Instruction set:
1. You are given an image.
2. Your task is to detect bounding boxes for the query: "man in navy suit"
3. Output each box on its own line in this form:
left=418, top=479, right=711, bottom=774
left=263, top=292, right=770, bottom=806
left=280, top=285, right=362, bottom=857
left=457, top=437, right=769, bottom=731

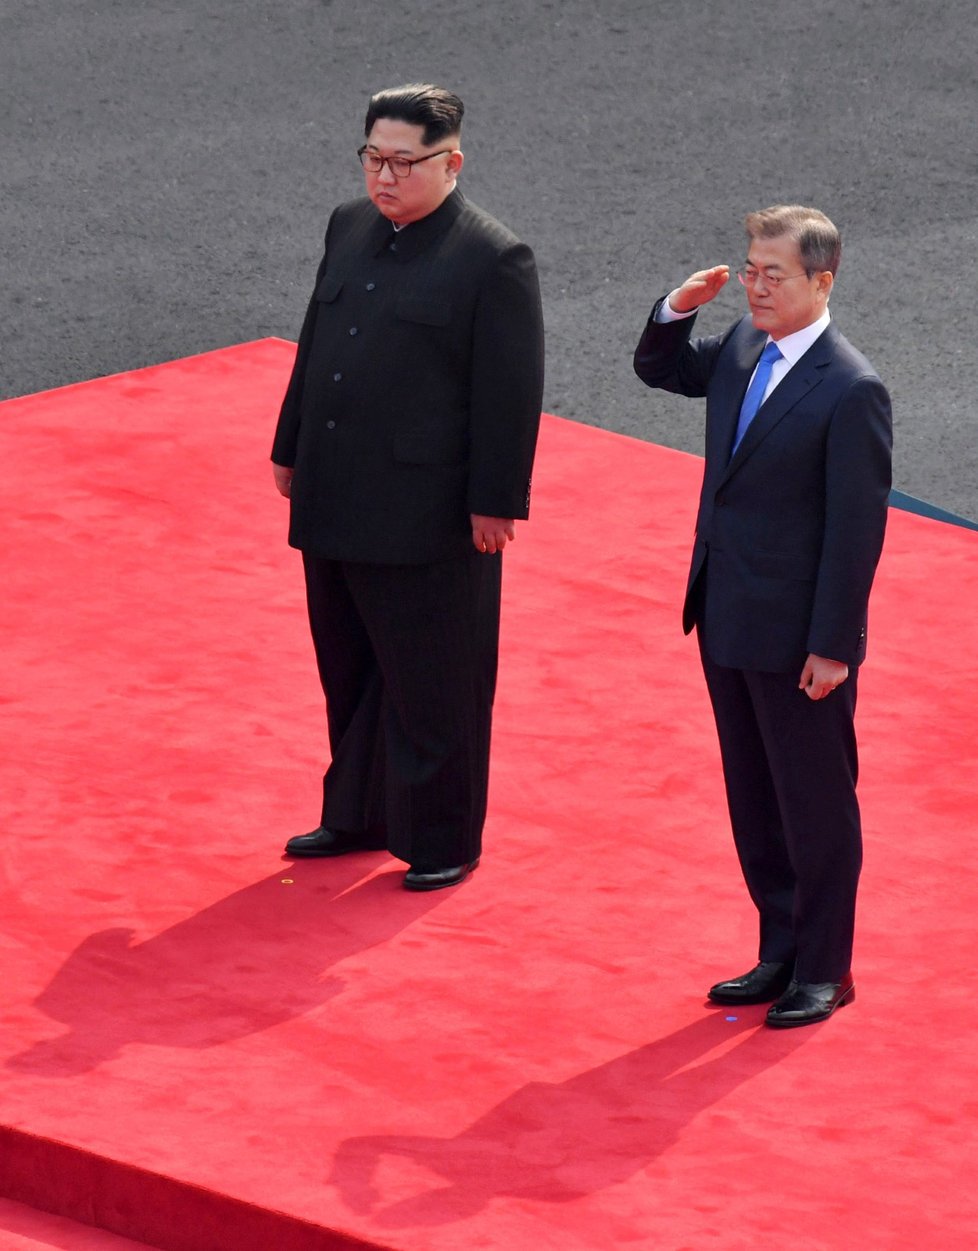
left=634, top=205, right=892, bottom=1027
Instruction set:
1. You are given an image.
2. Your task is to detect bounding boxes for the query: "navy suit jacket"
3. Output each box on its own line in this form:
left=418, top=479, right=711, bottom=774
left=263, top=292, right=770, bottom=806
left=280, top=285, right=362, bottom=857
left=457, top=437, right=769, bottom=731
left=634, top=299, right=892, bottom=673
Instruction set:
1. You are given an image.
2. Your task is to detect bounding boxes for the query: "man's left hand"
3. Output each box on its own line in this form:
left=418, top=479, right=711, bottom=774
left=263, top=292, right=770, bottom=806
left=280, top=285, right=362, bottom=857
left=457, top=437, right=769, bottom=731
left=470, top=515, right=515, bottom=554
left=799, top=654, right=849, bottom=701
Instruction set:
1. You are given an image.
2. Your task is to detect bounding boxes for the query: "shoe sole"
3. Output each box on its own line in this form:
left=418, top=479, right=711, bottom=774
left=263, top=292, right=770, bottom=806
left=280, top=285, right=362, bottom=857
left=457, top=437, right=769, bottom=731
left=283, top=844, right=387, bottom=858
left=707, top=989, right=789, bottom=1006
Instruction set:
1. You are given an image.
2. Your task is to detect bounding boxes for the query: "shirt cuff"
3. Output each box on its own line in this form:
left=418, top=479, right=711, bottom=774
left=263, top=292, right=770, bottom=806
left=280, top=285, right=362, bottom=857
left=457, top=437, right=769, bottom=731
left=654, top=292, right=697, bottom=323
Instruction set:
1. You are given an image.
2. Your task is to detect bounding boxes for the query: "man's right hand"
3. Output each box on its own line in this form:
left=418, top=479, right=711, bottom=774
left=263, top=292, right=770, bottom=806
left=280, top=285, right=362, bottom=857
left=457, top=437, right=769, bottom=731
left=668, top=264, right=730, bottom=314
left=272, top=463, right=294, bottom=498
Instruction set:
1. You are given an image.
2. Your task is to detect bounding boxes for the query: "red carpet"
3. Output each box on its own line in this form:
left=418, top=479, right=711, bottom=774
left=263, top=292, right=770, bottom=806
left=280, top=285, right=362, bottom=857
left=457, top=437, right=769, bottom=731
left=1, top=341, right=976, bottom=1250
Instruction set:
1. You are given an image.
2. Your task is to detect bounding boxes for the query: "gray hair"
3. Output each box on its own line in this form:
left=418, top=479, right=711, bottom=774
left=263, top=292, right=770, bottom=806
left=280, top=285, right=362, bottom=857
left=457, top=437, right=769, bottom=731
left=744, top=204, right=842, bottom=276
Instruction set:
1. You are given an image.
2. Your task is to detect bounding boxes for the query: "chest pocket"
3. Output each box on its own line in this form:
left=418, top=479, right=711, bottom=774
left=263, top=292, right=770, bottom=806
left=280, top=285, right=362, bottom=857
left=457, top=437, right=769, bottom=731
left=395, top=298, right=452, bottom=327
left=315, top=276, right=344, bottom=303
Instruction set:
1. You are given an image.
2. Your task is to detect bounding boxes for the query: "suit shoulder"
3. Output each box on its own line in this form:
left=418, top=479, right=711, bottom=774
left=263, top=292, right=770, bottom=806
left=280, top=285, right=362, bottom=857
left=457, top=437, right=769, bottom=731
left=725, top=314, right=765, bottom=349
left=824, top=325, right=885, bottom=385
left=701, top=313, right=760, bottom=365
left=455, top=197, right=529, bottom=256
left=329, top=197, right=376, bottom=226
left=312, top=198, right=375, bottom=249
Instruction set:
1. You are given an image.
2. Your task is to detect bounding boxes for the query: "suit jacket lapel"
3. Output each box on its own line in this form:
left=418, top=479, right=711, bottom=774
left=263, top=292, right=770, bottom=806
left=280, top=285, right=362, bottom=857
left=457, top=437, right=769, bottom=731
left=720, top=323, right=837, bottom=481
left=707, top=323, right=764, bottom=474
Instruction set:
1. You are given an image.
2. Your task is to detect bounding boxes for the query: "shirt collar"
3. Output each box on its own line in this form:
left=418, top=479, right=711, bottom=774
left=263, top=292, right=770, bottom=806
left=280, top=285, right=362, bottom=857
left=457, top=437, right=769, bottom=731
left=770, top=308, right=831, bottom=366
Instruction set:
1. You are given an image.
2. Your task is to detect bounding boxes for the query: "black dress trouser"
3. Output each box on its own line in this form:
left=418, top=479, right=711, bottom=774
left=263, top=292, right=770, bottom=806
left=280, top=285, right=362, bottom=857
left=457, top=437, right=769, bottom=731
left=302, top=548, right=502, bottom=868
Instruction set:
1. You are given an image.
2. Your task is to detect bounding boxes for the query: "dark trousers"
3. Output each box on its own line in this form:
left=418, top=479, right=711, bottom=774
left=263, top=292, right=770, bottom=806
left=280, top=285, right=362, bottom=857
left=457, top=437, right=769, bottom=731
left=302, top=549, right=502, bottom=867
left=698, top=634, right=862, bottom=983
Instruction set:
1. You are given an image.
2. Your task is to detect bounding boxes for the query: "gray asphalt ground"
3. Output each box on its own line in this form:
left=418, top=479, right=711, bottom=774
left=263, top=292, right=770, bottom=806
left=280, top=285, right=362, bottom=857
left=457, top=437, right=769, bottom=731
left=4, top=0, right=976, bottom=519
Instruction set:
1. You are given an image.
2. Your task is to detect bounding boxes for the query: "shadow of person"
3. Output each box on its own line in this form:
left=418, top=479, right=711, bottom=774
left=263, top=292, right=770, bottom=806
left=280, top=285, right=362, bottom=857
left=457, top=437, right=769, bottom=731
left=330, top=1010, right=809, bottom=1226
left=8, top=856, right=441, bottom=1076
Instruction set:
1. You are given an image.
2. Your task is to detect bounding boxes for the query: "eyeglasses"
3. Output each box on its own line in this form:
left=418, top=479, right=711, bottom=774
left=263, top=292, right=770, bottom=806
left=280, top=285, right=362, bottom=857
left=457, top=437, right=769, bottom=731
left=357, top=147, right=453, bottom=178
left=737, top=268, right=811, bottom=289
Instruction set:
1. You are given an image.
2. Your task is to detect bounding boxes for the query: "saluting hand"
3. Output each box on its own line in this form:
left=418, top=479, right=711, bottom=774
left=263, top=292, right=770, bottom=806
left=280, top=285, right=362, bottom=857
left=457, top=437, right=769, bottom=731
left=668, top=265, right=730, bottom=314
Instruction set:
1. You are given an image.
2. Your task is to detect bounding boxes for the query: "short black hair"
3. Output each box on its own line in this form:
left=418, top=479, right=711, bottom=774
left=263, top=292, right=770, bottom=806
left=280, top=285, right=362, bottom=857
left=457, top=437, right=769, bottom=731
left=364, top=83, right=464, bottom=146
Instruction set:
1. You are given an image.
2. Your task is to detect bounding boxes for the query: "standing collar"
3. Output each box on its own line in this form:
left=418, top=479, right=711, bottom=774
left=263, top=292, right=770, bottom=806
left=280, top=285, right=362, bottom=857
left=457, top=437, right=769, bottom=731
left=373, top=187, right=466, bottom=261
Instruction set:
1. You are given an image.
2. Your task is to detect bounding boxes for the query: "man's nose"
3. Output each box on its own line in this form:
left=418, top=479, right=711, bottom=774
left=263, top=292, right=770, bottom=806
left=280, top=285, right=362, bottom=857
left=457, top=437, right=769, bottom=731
left=377, top=159, right=398, bottom=185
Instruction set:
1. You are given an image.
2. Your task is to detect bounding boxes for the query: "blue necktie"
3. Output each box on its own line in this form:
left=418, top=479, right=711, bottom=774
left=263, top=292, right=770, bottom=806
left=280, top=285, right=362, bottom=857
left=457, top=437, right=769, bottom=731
left=731, top=341, right=783, bottom=455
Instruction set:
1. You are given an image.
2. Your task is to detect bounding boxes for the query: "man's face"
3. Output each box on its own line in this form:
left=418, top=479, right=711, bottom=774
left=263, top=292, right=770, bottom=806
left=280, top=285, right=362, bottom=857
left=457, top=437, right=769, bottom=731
left=362, top=118, right=463, bottom=225
left=742, top=233, right=833, bottom=340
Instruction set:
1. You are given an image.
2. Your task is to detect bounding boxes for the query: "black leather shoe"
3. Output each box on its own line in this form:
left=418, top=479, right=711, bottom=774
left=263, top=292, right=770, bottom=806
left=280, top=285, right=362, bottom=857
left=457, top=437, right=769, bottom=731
left=708, top=961, right=794, bottom=1005
left=284, top=827, right=387, bottom=858
left=403, top=858, right=480, bottom=892
left=765, top=972, right=855, bottom=1028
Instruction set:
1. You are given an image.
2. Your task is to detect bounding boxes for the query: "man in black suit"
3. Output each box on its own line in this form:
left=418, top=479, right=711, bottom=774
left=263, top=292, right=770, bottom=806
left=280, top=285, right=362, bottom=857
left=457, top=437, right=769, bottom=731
left=272, top=84, right=544, bottom=891
left=634, top=205, right=892, bottom=1026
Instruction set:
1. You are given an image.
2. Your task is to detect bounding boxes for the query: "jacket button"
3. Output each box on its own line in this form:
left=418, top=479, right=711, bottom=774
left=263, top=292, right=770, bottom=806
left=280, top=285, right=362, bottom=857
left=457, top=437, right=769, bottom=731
left=365, top=282, right=376, bottom=291
left=326, top=420, right=336, bottom=430
left=333, top=372, right=342, bottom=382
left=349, top=326, right=358, bottom=336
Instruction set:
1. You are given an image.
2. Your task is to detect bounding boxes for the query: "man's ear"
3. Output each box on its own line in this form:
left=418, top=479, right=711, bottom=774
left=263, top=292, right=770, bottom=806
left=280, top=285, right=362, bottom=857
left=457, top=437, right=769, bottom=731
left=446, top=149, right=464, bottom=178
left=818, top=271, right=834, bottom=300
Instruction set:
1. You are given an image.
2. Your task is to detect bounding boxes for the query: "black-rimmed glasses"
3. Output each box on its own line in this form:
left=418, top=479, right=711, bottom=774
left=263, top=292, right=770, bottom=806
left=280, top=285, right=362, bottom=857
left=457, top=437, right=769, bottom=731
left=357, top=147, right=453, bottom=178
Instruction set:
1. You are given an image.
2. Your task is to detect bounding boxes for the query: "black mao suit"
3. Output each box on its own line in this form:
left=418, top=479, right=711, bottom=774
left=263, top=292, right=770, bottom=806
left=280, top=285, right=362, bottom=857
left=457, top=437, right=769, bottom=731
left=634, top=301, right=892, bottom=981
left=273, top=188, right=544, bottom=867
